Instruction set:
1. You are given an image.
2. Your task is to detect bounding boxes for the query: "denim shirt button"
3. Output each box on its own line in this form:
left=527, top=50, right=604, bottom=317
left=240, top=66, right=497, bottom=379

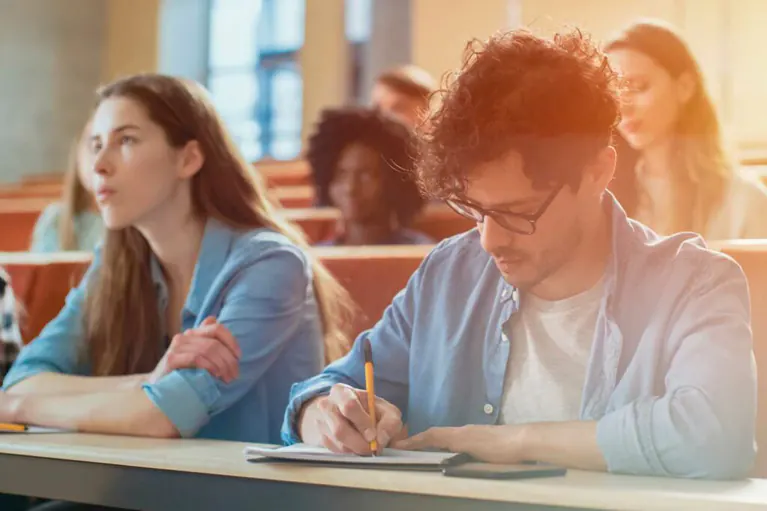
left=483, top=403, right=494, bottom=415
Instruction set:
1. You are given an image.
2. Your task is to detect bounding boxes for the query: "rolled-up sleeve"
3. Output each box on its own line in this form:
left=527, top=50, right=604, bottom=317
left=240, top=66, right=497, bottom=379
left=3, top=257, right=99, bottom=389
left=142, top=243, right=315, bottom=438
left=597, top=255, right=756, bottom=479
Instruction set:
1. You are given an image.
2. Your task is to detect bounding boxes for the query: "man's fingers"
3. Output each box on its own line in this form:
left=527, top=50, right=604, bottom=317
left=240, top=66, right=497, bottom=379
left=317, top=420, right=353, bottom=454
left=318, top=397, right=371, bottom=455
left=392, top=429, right=437, bottom=451
left=201, top=316, right=217, bottom=327
left=375, top=412, right=403, bottom=448
left=329, top=385, right=376, bottom=442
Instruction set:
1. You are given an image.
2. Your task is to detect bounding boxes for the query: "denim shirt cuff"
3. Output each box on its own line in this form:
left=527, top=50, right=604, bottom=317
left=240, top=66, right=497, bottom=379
left=596, top=401, right=659, bottom=476
left=280, top=379, right=334, bottom=445
left=143, top=371, right=217, bottom=438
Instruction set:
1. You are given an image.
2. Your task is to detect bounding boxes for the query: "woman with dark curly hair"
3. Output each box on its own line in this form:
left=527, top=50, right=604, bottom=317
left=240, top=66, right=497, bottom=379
left=307, top=107, right=433, bottom=246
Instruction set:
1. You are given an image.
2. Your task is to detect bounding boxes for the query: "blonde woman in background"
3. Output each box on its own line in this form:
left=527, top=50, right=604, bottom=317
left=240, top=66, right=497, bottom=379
left=606, top=19, right=767, bottom=239
left=29, top=121, right=104, bottom=252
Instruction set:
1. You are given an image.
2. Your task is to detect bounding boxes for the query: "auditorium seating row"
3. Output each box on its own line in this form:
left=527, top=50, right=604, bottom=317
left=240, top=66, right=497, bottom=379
left=1, top=240, right=766, bottom=476
left=0, top=201, right=473, bottom=251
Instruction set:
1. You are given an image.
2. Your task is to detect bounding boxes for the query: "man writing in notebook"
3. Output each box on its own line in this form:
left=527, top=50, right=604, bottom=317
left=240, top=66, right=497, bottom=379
left=282, top=28, right=756, bottom=479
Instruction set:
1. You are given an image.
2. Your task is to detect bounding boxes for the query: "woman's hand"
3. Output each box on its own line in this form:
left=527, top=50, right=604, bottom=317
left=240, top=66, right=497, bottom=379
left=147, top=317, right=241, bottom=385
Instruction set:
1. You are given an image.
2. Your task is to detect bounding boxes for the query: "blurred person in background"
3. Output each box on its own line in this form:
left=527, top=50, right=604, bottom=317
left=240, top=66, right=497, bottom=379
left=308, top=107, right=432, bottom=246
left=371, top=65, right=436, bottom=129
left=29, top=120, right=104, bottom=252
left=606, top=19, right=767, bottom=239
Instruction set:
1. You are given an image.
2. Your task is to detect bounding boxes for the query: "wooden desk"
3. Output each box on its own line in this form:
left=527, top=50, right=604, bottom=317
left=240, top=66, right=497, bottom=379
left=0, top=433, right=764, bottom=511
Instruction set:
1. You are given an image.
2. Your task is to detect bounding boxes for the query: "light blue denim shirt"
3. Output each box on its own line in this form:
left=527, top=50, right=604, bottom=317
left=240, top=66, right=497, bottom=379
left=283, top=195, right=757, bottom=479
left=5, top=218, right=324, bottom=444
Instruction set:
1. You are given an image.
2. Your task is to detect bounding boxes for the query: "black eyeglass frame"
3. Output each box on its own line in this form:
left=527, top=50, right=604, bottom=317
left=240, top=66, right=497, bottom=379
left=445, top=183, right=564, bottom=235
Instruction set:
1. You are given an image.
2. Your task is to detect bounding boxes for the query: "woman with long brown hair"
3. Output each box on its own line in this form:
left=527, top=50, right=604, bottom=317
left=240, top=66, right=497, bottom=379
left=29, top=121, right=104, bottom=252
left=606, top=19, right=767, bottom=238
left=0, top=74, right=352, bottom=443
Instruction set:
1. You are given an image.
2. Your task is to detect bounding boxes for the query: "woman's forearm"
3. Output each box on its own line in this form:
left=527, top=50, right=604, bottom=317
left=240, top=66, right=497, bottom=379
left=10, top=389, right=179, bottom=438
left=6, top=373, right=148, bottom=395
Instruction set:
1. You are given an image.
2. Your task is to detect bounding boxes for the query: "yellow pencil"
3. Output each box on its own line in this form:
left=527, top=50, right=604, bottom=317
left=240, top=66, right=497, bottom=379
left=0, top=423, right=27, bottom=432
left=364, top=338, right=378, bottom=454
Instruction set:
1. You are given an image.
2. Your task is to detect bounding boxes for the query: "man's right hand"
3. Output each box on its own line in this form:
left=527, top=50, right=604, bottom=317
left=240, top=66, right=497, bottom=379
left=298, top=383, right=404, bottom=455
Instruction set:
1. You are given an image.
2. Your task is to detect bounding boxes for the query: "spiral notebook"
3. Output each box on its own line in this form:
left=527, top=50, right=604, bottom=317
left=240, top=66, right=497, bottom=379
left=244, top=443, right=462, bottom=470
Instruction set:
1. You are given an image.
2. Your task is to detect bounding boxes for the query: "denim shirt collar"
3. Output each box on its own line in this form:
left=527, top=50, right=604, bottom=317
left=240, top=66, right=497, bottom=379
left=149, top=217, right=236, bottom=331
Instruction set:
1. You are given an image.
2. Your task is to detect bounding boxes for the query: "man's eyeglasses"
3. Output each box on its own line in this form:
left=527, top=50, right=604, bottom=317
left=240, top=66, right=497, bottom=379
left=445, top=184, right=564, bottom=235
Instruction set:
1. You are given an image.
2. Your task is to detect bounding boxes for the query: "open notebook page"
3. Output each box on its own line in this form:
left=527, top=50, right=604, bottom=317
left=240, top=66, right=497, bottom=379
left=244, top=443, right=459, bottom=467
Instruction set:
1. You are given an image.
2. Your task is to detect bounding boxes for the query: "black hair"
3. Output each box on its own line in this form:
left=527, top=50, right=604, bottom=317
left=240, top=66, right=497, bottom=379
left=307, top=107, right=425, bottom=226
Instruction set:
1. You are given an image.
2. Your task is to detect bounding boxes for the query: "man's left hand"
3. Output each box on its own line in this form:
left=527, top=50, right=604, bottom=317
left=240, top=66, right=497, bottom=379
left=394, top=425, right=527, bottom=464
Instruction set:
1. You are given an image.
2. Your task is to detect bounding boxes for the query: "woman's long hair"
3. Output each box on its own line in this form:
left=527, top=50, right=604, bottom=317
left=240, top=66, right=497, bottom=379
left=58, top=124, right=95, bottom=250
left=83, top=74, right=353, bottom=376
left=606, top=20, right=732, bottom=232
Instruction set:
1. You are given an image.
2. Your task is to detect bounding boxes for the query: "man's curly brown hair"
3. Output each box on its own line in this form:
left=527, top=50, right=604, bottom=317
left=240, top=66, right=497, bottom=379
left=416, top=28, right=619, bottom=200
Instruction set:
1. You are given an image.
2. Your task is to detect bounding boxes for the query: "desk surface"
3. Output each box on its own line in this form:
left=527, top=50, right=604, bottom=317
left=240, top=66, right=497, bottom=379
left=0, top=433, right=764, bottom=511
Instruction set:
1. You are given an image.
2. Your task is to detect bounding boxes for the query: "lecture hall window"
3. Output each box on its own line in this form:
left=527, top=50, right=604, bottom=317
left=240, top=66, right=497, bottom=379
left=207, top=0, right=305, bottom=161
left=346, top=0, right=372, bottom=103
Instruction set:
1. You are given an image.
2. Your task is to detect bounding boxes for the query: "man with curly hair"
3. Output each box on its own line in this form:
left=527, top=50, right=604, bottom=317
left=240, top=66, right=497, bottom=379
left=283, top=29, right=756, bottom=479
left=307, top=107, right=432, bottom=246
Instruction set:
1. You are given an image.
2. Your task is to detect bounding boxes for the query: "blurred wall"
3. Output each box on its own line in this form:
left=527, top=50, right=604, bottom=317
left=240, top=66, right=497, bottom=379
left=0, top=0, right=159, bottom=184
left=407, top=0, right=766, bottom=149
left=1, top=0, right=765, bottom=185
left=301, top=0, right=349, bottom=146
left=411, top=0, right=512, bottom=86
left=102, top=0, right=160, bottom=82
left=0, top=0, right=107, bottom=184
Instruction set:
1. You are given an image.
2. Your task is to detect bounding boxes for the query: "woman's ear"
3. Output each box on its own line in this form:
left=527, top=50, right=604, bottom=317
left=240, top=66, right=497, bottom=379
left=676, top=71, right=696, bottom=105
left=177, top=140, right=205, bottom=179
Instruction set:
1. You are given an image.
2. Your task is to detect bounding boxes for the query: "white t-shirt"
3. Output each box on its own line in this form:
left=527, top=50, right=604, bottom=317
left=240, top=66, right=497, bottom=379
left=499, top=276, right=604, bottom=425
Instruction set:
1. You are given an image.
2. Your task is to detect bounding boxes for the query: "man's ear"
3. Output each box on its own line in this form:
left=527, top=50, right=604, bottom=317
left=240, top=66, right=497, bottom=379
left=177, top=140, right=205, bottom=179
left=676, top=71, right=696, bottom=105
left=583, top=146, right=616, bottom=196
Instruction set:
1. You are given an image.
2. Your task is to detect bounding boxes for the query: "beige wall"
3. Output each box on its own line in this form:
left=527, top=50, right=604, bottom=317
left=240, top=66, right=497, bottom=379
left=411, top=0, right=511, bottom=85
left=408, top=0, right=767, bottom=148
left=301, top=0, right=349, bottom=146
left=102, top=0, right=160, bottom=83
left=728, top=0, right=767, bottom=146
left=74, top=0, right=767, bottom=153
